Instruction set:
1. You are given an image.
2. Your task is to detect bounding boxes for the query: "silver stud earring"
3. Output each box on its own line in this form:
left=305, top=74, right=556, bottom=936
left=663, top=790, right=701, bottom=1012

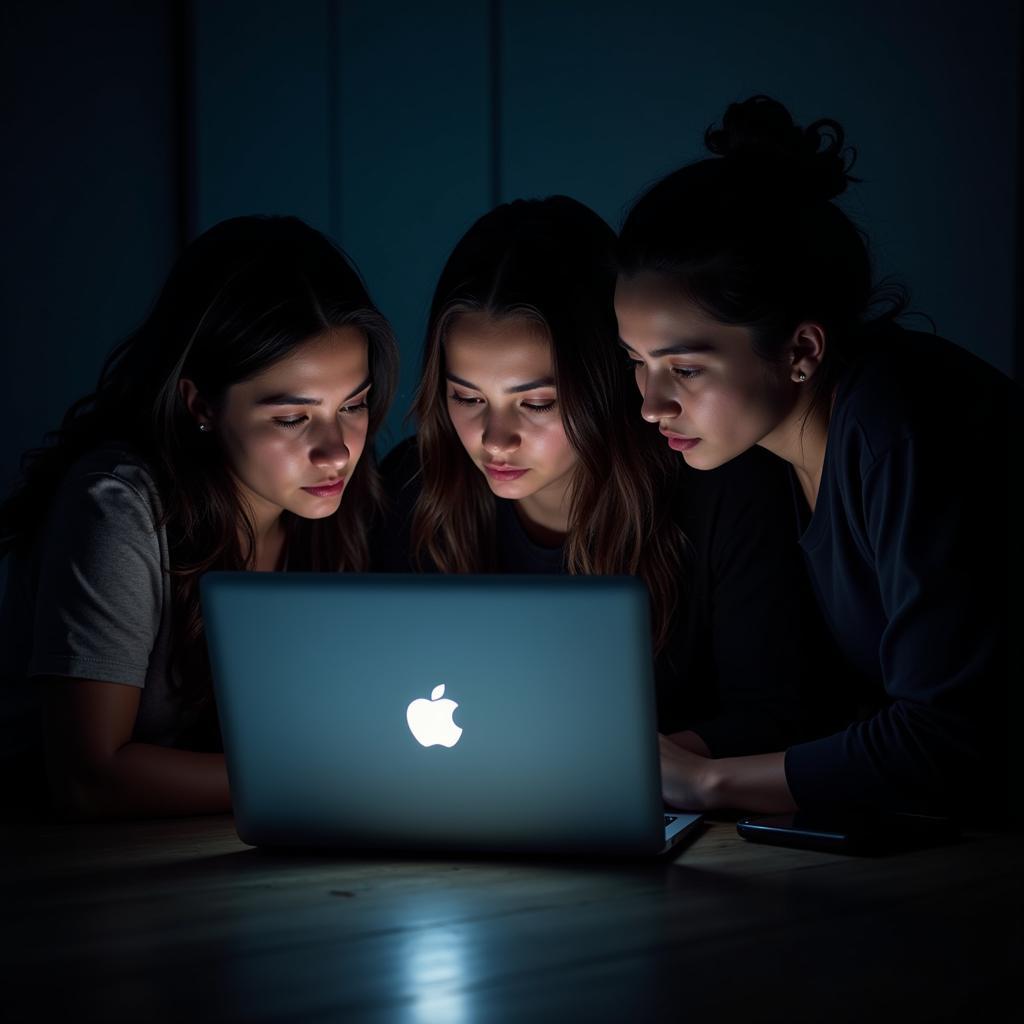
left=797, top=372, right=808, bottom=382
left=198, top=423, right=209, bottom=432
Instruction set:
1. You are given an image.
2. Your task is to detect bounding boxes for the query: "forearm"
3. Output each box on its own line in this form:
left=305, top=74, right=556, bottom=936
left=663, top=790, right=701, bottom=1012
left=53, top=742, right=231, bottom=821
left=666, top=730, right=711, bottom=757
left=703, top=751, right=797, bottom=814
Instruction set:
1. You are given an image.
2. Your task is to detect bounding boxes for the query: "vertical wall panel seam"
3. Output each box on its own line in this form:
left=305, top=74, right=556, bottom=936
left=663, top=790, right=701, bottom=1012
left=489, top=0, right=502, bottom=207
left=328, top=0, right=341, bottom=243
left=1016, top=1, right=1023, bottom=383
left=174, top=0, right=197, bottom=247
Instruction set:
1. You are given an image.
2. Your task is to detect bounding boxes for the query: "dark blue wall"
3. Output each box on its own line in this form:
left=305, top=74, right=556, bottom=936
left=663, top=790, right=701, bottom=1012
left=2, top=1, right=179, bottom=494
left=3, top=0, right=1021, bottom=492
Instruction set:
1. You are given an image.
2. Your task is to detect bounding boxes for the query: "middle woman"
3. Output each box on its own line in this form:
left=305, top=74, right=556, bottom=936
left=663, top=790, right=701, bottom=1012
left=376, top=196, right=844, bottom=758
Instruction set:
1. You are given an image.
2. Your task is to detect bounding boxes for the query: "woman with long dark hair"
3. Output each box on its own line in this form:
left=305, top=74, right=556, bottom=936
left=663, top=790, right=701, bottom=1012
left=615, top=96, right=1021, bottom=816
left=377, top=196, right=843, bottom=759
left=0, top=215, right=398, bottom=819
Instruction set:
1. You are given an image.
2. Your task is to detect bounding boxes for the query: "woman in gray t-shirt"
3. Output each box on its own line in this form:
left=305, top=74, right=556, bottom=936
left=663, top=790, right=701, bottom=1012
left=0, top=215, right=398, bottom=819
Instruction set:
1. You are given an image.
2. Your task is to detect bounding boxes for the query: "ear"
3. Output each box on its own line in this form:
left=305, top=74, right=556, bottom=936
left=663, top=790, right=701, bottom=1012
left=788, top=322, right=826, bottom=383
left=178, top=378, right=215, bottom=431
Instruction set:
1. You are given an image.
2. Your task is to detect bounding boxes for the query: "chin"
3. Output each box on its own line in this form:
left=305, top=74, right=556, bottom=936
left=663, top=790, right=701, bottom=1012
left=481, top=475, right=539, bottom=500
left=679, top=447, right=727, bottom=471
left=308, top=505, right=343, bottom=519
left=291, top=497, right=344, bottom=519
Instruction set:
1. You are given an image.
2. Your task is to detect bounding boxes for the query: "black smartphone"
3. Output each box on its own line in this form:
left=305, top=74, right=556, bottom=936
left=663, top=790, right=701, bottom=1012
left=736, top=810, right=961, bottom=855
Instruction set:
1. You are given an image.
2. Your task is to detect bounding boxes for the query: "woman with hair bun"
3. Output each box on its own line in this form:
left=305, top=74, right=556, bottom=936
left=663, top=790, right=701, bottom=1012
left=0, top=216, right=398, bottom=819
left=616, top=95, right=1021, bottom=817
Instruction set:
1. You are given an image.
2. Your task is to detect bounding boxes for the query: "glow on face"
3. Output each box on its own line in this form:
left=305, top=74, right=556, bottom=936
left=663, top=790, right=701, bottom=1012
left=443, top=313, right=578, bottom=505
left=215, top=326, right=371, bottom=528
left=614, top=272, right=793, bottom=470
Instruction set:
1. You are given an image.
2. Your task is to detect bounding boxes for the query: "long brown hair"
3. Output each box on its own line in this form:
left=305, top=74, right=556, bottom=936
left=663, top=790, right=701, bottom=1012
left=0, top=216, right=398, bottom=736
left=411, top=197, right=684, bottom=650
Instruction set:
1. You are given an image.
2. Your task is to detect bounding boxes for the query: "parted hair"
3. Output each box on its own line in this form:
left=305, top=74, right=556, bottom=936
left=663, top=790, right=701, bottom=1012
left=411, top=196, right=684, bottom=650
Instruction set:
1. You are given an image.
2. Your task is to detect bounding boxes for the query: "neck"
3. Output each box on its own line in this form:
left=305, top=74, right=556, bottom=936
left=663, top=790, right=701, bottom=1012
left=515, top=477, right=573, bottom=546
left=251, top=518, right=286, bottom=572
left=236, top=482, right=286, bottom=571
left=758, top=395, right=830, bottom=511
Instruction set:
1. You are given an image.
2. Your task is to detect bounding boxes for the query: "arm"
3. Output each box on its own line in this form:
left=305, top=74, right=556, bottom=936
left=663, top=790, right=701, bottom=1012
left=42, top=677, right=230, bottom=820
left=786, top=431, right=1014, bottom=814
left=659, top=735, right=796, bottom=813
left=665, top=730, right=710, bottom=756
left=28, top=458, right=229, bottom=820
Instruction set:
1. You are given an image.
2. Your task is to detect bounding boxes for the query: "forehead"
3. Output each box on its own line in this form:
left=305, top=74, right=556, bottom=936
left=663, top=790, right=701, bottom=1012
left=614, top=273, right=710, bottom=330
left=614, top=272, right=752, bottom=354
left=445, top=313, right=553, bottom=379
left=239, top=326, right=368, bottom=390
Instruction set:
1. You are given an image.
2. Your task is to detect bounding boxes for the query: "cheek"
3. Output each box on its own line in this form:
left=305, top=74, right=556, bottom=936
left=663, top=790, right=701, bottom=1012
left=255, top=438, right=306, bottom=483
left=346, top=417, right=370, bottom=463
left=447, top=404, right=481, bottom=454
left=530, top=418, right=577, bottom=473
left=695, top=379, right=782, bottom=440
left=222, top=423, right=302, bottom=483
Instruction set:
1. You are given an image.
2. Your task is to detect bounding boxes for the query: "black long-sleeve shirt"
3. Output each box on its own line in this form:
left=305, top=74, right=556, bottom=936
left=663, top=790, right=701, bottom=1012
left=784, top=326, right=1022, bottom=814
left=372, top=438, right=849, bottom=757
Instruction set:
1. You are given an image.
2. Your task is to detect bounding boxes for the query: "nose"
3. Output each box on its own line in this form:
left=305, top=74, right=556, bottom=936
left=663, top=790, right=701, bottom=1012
left=640, top=370, right=683, bottom=424
left=309, top=420, right=351, bottom=474
left=481, top=408, right=521, bottom=457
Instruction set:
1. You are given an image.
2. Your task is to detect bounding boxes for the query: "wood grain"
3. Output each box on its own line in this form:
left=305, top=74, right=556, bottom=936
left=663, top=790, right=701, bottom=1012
left=3, top=816, right=1019, bottom=1022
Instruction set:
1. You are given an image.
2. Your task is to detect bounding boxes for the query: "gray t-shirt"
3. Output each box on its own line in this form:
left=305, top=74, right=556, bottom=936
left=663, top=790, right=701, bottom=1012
left=0, top=446, right=185, bottom=760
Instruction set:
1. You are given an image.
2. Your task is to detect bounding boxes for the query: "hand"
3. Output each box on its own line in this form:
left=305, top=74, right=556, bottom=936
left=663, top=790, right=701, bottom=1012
left=664, top=729, right=712, bottom=757
left=658, top=733, right=714, bottom=811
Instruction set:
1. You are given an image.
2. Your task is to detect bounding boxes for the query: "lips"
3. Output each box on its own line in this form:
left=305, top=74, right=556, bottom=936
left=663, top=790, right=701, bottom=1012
left=484, top=463, right=529, bottom=482
left=302, top=478, right=345, bottom=497
left=661, top=431, right=701, bottom=453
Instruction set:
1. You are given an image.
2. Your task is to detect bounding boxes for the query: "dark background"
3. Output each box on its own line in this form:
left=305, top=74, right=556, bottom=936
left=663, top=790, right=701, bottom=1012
left=2, top=0, right=1021, bottom=499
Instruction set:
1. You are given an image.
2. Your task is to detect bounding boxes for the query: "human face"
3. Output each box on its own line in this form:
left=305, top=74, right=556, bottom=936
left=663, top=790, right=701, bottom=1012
left=209, top=327, right=371, bottom=532
left=614, top=272, right=797, bottom=470
left=444, top=313, right=578, bottom=512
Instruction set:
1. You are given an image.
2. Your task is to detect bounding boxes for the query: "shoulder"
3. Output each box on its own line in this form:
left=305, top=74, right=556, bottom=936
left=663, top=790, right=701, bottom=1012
left=49, top=445, right=165, bottom=534
left=831, top=325, right=1019, bottom=466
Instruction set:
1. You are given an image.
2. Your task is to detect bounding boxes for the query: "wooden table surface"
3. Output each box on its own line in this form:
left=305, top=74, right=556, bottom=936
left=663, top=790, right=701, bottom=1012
left=3, top=814, right=1020, bottom=1022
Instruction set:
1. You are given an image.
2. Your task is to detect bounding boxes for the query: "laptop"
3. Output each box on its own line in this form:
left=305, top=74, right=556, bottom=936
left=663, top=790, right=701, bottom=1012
left=200, top=572, right=702, bottom=856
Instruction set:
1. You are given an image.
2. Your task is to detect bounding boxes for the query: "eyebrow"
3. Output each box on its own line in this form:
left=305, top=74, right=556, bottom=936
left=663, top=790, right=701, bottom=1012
left=618, top=339, right=716, bottom=357
left=446, top=372, right=556, bottom=394
left=254, top=376, right=372, bottom=406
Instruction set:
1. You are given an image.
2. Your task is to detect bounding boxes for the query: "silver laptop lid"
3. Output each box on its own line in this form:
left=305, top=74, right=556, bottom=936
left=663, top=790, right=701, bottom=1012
left=201, top=573, right=667, bottom=855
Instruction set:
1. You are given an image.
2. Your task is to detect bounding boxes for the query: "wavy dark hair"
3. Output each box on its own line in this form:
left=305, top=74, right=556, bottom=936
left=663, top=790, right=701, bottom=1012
left=411, top=196, right=684, bottom=650
left=618, top=95, right=908, bottom=424
left=0, top=215, right=398, bottom=738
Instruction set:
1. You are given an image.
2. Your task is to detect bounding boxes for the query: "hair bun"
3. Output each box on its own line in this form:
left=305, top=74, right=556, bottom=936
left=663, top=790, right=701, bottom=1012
left=704, top=95, right=856, bottom=201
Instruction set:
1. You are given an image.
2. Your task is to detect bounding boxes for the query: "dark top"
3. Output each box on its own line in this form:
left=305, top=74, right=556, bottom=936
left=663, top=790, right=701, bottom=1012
left=372, top=438, right=849, bottom=757
left=784, top=325, right=1022, bottom=814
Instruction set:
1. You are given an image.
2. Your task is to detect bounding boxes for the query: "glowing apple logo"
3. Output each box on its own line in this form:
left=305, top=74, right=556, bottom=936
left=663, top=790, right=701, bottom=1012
left=406, top=684, right=463, bottom=748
